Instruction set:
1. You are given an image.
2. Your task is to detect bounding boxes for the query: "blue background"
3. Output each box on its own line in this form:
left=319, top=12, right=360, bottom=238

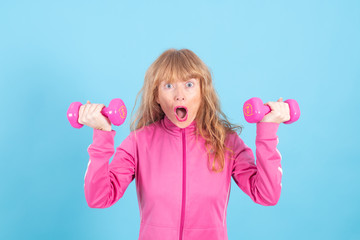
left=1, top=1, right=359, bottom=239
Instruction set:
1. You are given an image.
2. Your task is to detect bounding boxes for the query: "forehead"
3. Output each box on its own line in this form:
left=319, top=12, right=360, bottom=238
left=160, top=77, right=199, bottom=83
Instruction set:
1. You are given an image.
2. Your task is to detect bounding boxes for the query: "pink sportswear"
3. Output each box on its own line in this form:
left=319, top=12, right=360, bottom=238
left=85, top=115, right=282, bottom=240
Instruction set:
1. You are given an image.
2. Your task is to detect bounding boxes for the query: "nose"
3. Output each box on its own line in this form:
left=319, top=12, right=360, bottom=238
left=175, top=86, right=185, bottom=101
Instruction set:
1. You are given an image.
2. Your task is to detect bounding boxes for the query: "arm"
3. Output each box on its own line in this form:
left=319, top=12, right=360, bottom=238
left=231, top=122, right=282, bottom=206
left=84, top=129, right=135, bottom=208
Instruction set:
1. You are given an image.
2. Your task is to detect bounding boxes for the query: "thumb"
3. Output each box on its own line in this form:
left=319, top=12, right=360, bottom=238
left=86, top=100, right=91, bottom=104
left=277, top=97, right=283, bottom=102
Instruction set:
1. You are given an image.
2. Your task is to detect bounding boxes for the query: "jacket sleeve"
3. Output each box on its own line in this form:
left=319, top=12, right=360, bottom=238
left=231, top=122, right=282, bottom=206
left=84, top=128, right=136, bottom=208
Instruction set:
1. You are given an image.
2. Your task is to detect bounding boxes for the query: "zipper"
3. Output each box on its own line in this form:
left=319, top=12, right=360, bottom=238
left=179, top=129, right=186, bottom=240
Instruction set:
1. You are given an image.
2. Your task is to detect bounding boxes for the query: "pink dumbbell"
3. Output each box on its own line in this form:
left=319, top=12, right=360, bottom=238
left=67, top=98, right=127, bottom=128
left=243, top=97, right=300, bottom=124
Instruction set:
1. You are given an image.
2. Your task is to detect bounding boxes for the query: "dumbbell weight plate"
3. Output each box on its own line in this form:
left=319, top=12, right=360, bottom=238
left=101, top=98, right=127, bottom=126
left=67, top=102, right=83, bottom=128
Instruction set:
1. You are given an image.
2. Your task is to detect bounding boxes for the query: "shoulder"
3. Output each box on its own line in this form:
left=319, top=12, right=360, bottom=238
left=117, top=122, right=156, bottom=151
left=225, top=130, right=240, bottom=143
left=224, top=130, right=247, bottom=151
left=129, top=120, right=161, bottom=140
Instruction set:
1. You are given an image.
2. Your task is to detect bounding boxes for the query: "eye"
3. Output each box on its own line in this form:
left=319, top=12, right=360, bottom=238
left=165, top=83, right=172, bottom=89
left=186, top=82, right=194, bottom=87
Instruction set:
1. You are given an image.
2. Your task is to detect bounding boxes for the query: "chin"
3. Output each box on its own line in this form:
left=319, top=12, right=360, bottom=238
left=178, top=119, right=193, bottom=128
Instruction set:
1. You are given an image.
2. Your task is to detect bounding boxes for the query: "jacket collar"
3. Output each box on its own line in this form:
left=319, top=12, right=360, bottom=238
left=161, top=114, right=197, bottom=136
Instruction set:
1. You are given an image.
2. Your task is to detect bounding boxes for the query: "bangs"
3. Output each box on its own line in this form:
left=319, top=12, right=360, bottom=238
left=154, top=51, right=203, bottom=86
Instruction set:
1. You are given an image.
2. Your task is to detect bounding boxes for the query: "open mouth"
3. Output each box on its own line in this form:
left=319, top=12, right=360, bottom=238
left=174, top=106, right=188, bottom=122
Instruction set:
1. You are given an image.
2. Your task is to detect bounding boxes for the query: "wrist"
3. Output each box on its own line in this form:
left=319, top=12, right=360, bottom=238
left=256, top=122, right=280, bottom=139
left=96, top=127, right=112, bottom=132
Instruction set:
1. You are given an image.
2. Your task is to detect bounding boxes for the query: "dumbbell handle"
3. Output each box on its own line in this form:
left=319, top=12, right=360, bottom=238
left=259, top=105, right=272, bottom=116
left=100, top=106, right=121, bottom=122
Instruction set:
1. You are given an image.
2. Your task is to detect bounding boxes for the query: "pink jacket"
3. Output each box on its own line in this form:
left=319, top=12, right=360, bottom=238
left=85, top=115, right=282, bottom=240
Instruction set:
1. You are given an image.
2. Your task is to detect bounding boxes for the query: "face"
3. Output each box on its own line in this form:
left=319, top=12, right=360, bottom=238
left=156, top=77, right=201, bottom=128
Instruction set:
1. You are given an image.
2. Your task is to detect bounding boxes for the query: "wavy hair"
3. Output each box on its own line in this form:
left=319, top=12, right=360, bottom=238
left=129, top=48, right=243, bottom=173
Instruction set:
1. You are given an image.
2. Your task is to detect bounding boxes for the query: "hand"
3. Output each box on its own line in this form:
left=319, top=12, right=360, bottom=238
left=78, top=100, right=112, bottom=131
left=259, top=97, right=291, bottom=124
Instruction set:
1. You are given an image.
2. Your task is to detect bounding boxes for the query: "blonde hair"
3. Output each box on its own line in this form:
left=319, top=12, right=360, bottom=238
left=129, top=48, right=243, bottom=173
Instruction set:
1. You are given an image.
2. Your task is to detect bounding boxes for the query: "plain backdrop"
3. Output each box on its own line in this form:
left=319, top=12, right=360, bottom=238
left=1, top=1, right=359, bottom=239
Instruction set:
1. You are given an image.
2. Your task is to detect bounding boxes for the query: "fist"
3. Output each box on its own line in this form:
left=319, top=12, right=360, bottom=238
left=260, top=97, right=291, bottom=124
left=78, top=100, right=112, bottom=131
